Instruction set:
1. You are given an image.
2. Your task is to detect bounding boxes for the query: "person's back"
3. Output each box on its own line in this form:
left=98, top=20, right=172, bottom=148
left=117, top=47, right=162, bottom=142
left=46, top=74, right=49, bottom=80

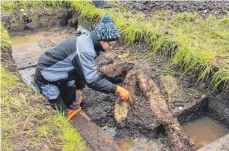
left=37, top=37, right=78, bottom=83
left=34, top=15, right=130, bottom=121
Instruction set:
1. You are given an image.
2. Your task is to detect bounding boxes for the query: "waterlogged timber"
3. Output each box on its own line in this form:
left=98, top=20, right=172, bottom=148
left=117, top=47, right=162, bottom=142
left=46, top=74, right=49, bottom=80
left=138, top=75, right=196, bottom=151
left=9, top=25, right=229, bottom=151
left=100, top=62, right=134, bottom=78
left=114, top=70, right=137, bottom=124
left=71, top=111, right=122, bottom=151
left=5, top=2, right=229, bottom=149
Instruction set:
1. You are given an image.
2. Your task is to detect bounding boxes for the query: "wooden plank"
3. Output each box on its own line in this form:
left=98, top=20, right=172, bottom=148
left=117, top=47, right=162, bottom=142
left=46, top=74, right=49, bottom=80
left=71, top=111, right=122, bottom=151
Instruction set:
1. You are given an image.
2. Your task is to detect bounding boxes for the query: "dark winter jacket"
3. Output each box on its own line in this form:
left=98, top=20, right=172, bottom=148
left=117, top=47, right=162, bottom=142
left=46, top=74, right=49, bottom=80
left=35, top=31, right=116, bottom=94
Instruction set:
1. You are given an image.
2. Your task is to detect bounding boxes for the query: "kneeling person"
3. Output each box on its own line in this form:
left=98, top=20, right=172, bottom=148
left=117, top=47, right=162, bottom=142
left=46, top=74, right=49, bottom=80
left=34, top=15, right=130, bottom=121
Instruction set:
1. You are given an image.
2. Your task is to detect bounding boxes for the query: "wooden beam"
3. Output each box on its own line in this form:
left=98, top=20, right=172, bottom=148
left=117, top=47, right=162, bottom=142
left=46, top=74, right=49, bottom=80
left=71, top=111, right=122, bottom=151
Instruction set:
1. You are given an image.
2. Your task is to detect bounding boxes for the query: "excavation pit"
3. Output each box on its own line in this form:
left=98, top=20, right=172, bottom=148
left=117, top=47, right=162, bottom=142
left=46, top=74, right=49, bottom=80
left=10, top=30, right=229, bottom=151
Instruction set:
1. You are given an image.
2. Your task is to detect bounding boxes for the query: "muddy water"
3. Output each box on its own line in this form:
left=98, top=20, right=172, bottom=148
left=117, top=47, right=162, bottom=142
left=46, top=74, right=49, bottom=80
left=117, top=138, right=170, bottom=151
left=11, top=36, right=30, bottom=46
left=182, top=116, right=228, bottom=149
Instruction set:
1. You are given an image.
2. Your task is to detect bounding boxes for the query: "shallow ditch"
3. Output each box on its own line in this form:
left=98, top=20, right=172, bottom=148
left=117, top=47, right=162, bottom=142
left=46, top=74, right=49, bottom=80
left=5, top=6, right=229, bottom=151
left=82, top=82, right=229, bottom=150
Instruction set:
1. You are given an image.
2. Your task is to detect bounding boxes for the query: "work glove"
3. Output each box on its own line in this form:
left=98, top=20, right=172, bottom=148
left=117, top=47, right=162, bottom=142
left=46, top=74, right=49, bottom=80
left=116, top=86, right=130, bottom=101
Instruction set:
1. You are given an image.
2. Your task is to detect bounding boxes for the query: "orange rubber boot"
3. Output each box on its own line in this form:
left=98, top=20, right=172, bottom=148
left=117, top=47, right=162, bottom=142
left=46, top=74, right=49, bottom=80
left=76, top=89, right=83, bottom=105
left=67, top=107, right=81, bottom=121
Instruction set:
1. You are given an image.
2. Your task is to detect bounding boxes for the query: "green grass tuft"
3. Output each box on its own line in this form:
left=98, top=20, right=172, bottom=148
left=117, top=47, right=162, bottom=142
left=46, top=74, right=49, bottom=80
left=1, top=23, right=11, bottom=51
left=1, top=1, right=69, bottom=12
left=69, top=1, right=229, bottom=89
left=1, top=66, right=86, bottom=151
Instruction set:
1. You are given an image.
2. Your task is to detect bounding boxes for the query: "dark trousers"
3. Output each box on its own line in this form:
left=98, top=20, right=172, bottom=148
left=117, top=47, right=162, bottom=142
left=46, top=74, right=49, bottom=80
left=34, top=80, right=79, bottom=114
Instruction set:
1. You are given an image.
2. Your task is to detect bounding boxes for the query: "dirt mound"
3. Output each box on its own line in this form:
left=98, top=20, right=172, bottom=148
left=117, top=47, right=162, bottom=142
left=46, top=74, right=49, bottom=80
left=2, top=8, right=74, bottom=34
left=123, top=1, right=229, bottom=16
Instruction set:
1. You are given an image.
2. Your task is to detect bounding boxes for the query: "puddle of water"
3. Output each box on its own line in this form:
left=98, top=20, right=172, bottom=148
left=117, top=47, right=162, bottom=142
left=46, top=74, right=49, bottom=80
left=117, top=139, right=135, bottom=151
left=11, top=31, right=59, bottom=46
left=117, top=138, right=170, bottom=151
left=182, top=116, right=228, bottom=149
left=11, top=36, right=30, bottom=46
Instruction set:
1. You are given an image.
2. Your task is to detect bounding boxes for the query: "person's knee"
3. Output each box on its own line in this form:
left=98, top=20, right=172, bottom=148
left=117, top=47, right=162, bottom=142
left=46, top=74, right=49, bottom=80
left=66, top=80, right=75, bottom=87
left=40, top=84, right=60, bottom=100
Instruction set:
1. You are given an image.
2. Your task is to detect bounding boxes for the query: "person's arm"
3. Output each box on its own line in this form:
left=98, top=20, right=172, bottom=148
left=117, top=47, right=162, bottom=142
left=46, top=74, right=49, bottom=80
left=78, top=50, right=130, bottom=101
left=80, top=51, right=117, bottom=93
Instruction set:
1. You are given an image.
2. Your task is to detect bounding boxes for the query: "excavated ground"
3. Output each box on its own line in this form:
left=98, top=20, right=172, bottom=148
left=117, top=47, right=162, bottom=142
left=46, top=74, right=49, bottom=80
left=4, top=5, right=229, bottom=151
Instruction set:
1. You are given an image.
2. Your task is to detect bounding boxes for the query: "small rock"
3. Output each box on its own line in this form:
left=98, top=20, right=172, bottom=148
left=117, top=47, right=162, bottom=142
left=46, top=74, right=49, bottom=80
left=178, top=107, right=183, bottom=110
left=105, top=127, right=116, bottom=138
left=118, top=55, right=122, bottom=59
left=201, top=94, right=207, bottom=99
left=86, top=107, right=94, bottom=116
left=20, top=9, right=24, bottom=12
left=203, top=9, right=208, bottom=13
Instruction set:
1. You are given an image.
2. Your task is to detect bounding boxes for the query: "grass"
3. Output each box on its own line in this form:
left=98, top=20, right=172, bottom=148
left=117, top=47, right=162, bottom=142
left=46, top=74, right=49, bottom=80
left=70, top=1, right=229, bottom=90
left=1, top=24, right=86, bottom=151
left=1, top=1, right=70, bottom=12
left=1, top=24, right=11, bottom=52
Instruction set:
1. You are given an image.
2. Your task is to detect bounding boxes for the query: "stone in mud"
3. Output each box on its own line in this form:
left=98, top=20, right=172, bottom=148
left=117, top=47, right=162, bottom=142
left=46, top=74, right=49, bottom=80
left=138, top=74, right=196, bottom=151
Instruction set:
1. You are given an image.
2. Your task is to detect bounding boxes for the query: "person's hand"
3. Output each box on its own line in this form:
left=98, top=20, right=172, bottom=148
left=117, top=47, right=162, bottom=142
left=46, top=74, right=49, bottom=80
left=116, top=86, right=130, bottom=101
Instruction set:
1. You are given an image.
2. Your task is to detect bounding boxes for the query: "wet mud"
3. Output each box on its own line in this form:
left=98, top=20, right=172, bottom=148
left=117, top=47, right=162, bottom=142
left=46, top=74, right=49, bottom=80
left=83, top=48, right=229, bottom=150
left=119, top=1, right=229, bottom=16
left=2, top=7, right=75, bottom=34
left=4, top=5, right=229, bottom=150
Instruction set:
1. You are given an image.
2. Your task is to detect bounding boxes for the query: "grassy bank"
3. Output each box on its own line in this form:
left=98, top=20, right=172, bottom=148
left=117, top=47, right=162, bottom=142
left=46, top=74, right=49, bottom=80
left=2, top=1, right=228, bottom=89
left=1, top=1, right=69, bottom=12
left=1, top=25, right=86, bottom=151
left=71, top=1, right=229, bottom=90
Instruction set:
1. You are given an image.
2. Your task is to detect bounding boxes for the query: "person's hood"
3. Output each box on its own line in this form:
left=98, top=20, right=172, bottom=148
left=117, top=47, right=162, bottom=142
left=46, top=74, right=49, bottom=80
left=90, top=30, right=106, bottom=55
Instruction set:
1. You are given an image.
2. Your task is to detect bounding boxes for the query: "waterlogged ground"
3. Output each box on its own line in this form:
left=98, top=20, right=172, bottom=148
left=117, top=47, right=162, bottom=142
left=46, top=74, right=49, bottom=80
left=11, top=28, right=172, bottom=149
left=11, top=27, right=229, bottom=151
left=182, top=116, right=228, bottom=149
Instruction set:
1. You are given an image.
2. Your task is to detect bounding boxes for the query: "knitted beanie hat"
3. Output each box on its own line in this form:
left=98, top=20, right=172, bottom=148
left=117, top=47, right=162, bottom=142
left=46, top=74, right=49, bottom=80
left=95, top=15, right=120, bottom=41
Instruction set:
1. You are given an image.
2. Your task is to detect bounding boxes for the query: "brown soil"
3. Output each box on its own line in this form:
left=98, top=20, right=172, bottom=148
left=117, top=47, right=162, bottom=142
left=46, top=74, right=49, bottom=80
left=2, top=7, right=75, bottom=34
left=3, top=6, right=229, bottom=150
left=112, top=1, right=229, bottom=17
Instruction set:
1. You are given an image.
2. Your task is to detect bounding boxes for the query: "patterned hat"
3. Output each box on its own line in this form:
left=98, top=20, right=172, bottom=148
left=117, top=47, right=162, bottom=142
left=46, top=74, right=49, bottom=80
left=95, top=15, right=120, bottom=41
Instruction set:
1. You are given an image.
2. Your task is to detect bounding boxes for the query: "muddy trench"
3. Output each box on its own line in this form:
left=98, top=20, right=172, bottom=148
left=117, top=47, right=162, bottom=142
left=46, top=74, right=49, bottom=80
left=3, top=5, right=229, bottom=151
